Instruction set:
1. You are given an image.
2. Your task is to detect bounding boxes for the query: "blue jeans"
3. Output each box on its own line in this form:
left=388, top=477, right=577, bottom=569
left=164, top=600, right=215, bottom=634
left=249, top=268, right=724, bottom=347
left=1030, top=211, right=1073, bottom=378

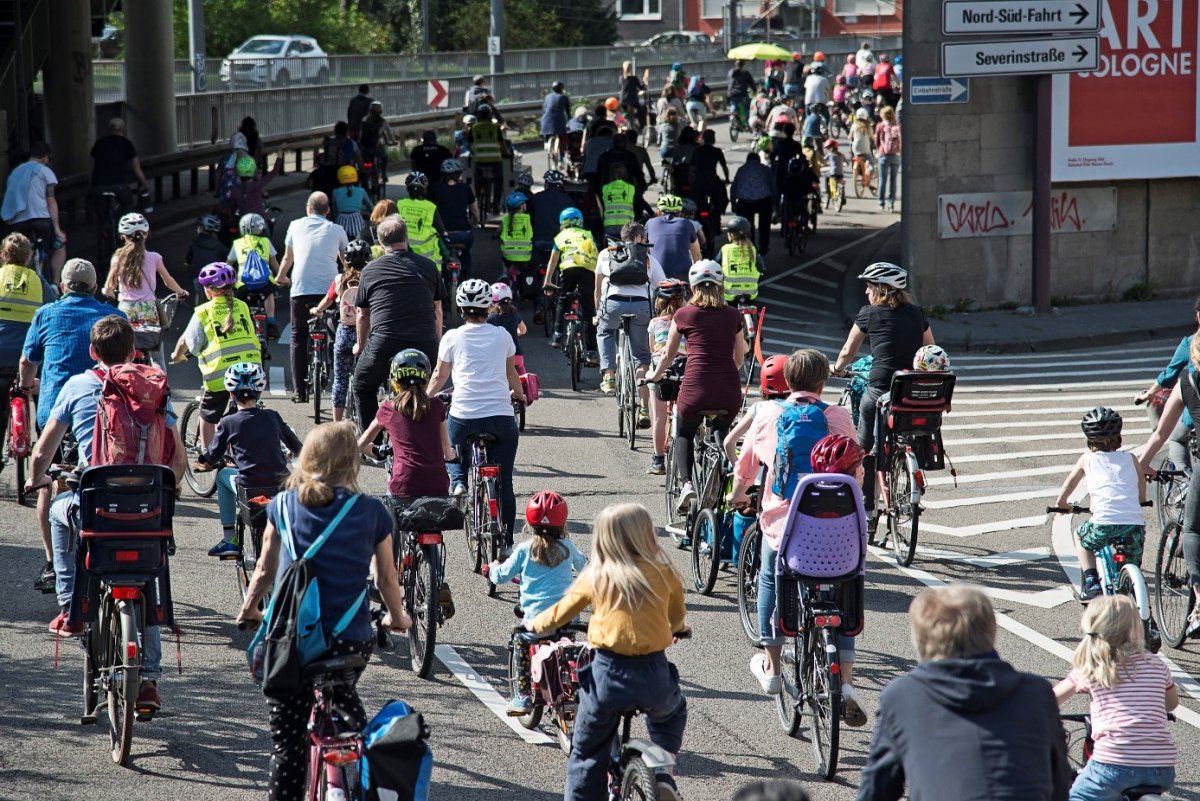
left=877, top=154, right=900, bottom=206
left=52, top=492, right=162, bottom=680
left=445, top=229, right=475, bottom=281
left=1069, top=760, right=1174, bottom=801
left=216, top=468, right=239, bottom=530
left=758, top=539, right=856, bottom=658
left=448, top=414, right=520, bottom=545
left=567, top=650, right=687, bottom=801
left=597, top=296, right=652, bottom=372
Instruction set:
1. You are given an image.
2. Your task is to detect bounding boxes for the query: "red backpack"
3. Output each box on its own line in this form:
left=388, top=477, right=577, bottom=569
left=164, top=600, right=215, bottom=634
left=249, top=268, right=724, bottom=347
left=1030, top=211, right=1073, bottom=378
left=92, top=364, right=176, bottom=466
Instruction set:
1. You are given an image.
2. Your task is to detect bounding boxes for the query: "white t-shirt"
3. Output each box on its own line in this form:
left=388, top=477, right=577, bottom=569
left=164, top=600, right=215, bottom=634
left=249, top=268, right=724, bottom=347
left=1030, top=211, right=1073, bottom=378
left=804, top=74, right=831, bottom=107
left=284, top=214, right=348, bottom=297
left=855, top=48, right=877, bottom=75
left=1084, top=451, right=1145, bottom=525
left=596, top=249, right=667, bottom=301
left=10, top=162, right=57, bottom=222
left=439, top=322, right=517, bottom=420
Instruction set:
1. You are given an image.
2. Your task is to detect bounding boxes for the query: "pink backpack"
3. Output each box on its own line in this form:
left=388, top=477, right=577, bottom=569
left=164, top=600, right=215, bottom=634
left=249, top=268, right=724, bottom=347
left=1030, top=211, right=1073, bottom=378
left=879, top=123, right=901, bottom=156
left=92, top=365, right=176, bottom=466
left=520, top=372, right=540, bottom=404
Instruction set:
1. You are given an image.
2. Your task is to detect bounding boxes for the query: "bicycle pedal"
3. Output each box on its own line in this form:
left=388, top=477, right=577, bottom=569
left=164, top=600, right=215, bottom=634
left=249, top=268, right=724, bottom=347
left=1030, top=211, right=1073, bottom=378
left=134, top=707, right=156, bottom=722
left=217, top=553, right=241, bottom=562
left=80, top=713, right=98, bottom=725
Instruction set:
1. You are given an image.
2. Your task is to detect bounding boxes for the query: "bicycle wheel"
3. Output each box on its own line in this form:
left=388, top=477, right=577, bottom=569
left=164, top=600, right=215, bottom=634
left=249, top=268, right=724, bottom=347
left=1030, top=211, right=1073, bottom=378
left=663, top=443, right=684, bottom=546
left=1155, top=521, right=1195, bottom=648
left=409, top=543, right=440, bottom=678
left=853, top=169, right=866, bottom=198
left=729, top=118, right=740, bottom=143
left=107, top=597, right=138, bottom=765
left=542, top=294, right=555, bottom=338
left=487, top=513, right=502, bottom=598
left=1117, top=564, right=1159, bottom=652
left=14, top=434, right=28, bottom=506
left=82, top=623, right=100, bottom=723
left=311, top=348, right=324, bottom=424
left=837, top=185, right=846, bottom=212
left=690, top=507, right=721, bottom=595
left=777, top=634, right=801, bottom=736
left=508, top=641, right=544, bottom=728
left=234, top=517, right=251, bottom=603
left=470, top=480, right=485, bottom=574
left=616, top=349, right=626, bottom=439
left=824, top=181, right=833, bottom=210
left=569, top=326, right=582, bottom=393
left=181, top=401, right=218, bottom=497
left=806, top=627, right=841, bottom=780
left=623, top=348, right=637, bottom=451
left=619, top=755, right=659, bottom=801
left=737, top=523, right=762, bottom=645
left=887, top=457, right=919, bottom=567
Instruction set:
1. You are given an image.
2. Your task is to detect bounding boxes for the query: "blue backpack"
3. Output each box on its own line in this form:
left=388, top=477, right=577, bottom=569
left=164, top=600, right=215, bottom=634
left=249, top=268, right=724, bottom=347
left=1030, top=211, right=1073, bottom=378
left=772, top=399, right=830, bottom=501
left=240, top=248, right=272, bottom=292
left=361, top=699, right=433, bottom=801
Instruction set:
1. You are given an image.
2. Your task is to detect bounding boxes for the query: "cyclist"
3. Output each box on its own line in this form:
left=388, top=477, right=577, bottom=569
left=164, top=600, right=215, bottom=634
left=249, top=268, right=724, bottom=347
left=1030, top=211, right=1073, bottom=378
left=1, top=143, right=65, bottom=281
left=769, top=124, right=801, bottom=199
left=647, top=278, right=687, bottom=476
left=784, top=53, right=805, bottom=99
left=432, top=159, right=478, bottom=280
left=669, top=62, right=688, bottom=92
left=644, top=261, right=747, bottom=511
left=469, top=105, right=505, bottom=215
left=397, top=172, right=446, bottom=264
left=196, top=362, right=302, bottom=557
left=499, top=191, right=533, bottom=284
left=186, top=215, right=228, bottom=298
left=230, top=149, right=284, bottom=218
left=409, top=130, right=453, bottom=185
left=821, top=139, right=847, bottom=205
left=849, top=109, right=876, bottom=194
left=236, top=421, right=411, bottom=801
left=600, top=165, right=636, bottom=239
left=529, top=502, right=689, bottom=801
left=727, top=60, right=757, bottom=131
left=730, top=152, right=777, bottom=256
left=595, top=222, right=663, bottom=412
left=645, top=195, right=701, bottom=282
left=722, top=353, right=791, bottom=463
left=101, top=213, right=189, bottom=331
left=719, top=216, right=762, bottom=304
left=227, top=213, right=281, bottom=339
left=488, top=282, right=527, bottom=369
left=685, top=76, right=713, bottom=132
left=487, top=490, right=586, bottom=715
left=804, top=60, right=832, bottom=129
left=427, top=279, right=527, bottom=552
left=170, top=262, right=262, bottom=448
left=543, top=208, right=599, bottom=366
left=680, top=198, right=706, bottom=256
left=691, top=129, right=730, bottom=225
left=832, top=262, right=934, bottom=534
left=310, top=240, right=372, bottom=422
left=332, top=166, right=371, bottom=240
left=619, top=61, right=649, bottom=133
left=1134, top=301, right=1200, bottom=469
left=541, top=81, right=571, bottom=164
left=780, top=156, right=820, bottom=233
left=358, top=102, right=397, bottom=184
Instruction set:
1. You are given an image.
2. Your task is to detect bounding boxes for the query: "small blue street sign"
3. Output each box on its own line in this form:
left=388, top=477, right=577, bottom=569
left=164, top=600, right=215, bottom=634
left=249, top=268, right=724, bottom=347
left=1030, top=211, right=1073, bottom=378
left=909, top=77, right=971, bottom=105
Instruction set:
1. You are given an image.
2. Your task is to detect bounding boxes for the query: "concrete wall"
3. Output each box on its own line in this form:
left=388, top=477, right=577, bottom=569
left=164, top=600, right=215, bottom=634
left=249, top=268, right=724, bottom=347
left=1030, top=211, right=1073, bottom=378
left=902, top=2, right=1200, bottom=307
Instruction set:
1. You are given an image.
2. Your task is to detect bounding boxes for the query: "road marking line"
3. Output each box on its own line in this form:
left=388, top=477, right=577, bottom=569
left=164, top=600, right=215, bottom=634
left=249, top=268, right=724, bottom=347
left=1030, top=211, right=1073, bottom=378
left=952, top=358, right=1159, bottom=372
left=917, top=545, right=1051, bottom=568
left=269, top=366, right=288, bottom=396
left=762, top=282, right=838, bottom=303
left=927, top=465, right=1072, bottom=486
left=943, top=419, right=1126, bottom=431
left=955, top=380, right=1147, bottom=393
left=754, top=298, right=843, bottom=317
left=943, top=429, right=1150, bottom=447
left=921, top=515, right=1047, bottom=538
left=949, top=343, right=1169, bottom=363
left=763, top=332, right=847, bottom=347
left=923, top=488, right=1059, bottom=508
left=948, top=405, right=1140, bottom=418
left=759, top=227, right=886, bottom=287
left=435, top=644, right=555, bottom=746
left=950, top=392, right=1139, bottom=405
left=870, top=547, right=1074, bottom=608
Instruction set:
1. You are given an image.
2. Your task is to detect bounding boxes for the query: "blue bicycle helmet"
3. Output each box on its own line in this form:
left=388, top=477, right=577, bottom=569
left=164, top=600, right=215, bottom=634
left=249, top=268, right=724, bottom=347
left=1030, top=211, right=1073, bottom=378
left=559, top=207, right=584, bottom=228
left=505, top=191, right=529, bottom=211
left=223, top=362, right=267, bottom=395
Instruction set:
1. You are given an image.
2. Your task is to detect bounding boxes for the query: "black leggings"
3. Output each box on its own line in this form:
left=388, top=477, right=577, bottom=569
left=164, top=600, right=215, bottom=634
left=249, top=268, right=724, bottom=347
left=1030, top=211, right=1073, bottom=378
left=554, top=268, right=597, bottom=351
left=672, top=411, right=733, bottom=486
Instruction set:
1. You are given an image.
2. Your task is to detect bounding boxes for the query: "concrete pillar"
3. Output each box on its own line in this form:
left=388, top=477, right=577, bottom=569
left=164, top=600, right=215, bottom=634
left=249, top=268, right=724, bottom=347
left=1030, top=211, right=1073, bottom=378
left=41, top=0, right=95, bottom=177
left=123, top=0, right=177, bottom=156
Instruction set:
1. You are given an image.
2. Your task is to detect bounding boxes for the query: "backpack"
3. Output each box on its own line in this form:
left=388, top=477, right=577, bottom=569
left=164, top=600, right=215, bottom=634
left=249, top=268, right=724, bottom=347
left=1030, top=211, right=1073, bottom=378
left=607, top=241, right=651, bottom=287
left=879, top=123, right=901, bottom=155
left=248, top=494, right=365, bottom=699
left=772, top=399, right=830, bottom=501
left=339, top=275, right=361, bottom=326
left=240, top=248, right=272, bottom=292
left=360, top=699, right=433, bottom=801
left=92, top=365, right=176, bottom=467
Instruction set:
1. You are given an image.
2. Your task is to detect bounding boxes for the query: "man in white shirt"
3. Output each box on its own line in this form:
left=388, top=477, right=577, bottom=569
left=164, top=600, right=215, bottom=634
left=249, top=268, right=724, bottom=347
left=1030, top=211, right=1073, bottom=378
left=276, top=192, right=348, bottom=402
left=855, top=42, right=877, bottom=76
left=1, top=143, right=65, bottom=281
left=804, top=64, right=833, bottom=130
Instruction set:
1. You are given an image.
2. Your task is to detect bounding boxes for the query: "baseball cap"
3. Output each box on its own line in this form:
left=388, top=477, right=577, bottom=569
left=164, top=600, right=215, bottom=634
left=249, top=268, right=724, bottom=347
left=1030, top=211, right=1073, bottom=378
left=62, top=258, right=97, bottom=288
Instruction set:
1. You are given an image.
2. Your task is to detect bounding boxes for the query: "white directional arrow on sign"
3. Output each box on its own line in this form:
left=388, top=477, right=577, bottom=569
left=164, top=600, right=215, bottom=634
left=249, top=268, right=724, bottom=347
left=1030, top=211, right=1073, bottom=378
left=941, top=35, right=1098, bottom=77
left=943, top=0, right=1100, bottom=35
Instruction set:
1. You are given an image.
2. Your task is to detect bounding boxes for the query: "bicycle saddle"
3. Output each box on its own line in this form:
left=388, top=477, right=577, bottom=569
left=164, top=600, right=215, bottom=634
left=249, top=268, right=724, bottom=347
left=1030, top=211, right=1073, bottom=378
left=302, top=654, right=367, bottom=682
left=467, top=432, right=499, bottom=445
left=1122, top=787, right=1168, bottom=801
left=696, top=410, right=731, bottom=420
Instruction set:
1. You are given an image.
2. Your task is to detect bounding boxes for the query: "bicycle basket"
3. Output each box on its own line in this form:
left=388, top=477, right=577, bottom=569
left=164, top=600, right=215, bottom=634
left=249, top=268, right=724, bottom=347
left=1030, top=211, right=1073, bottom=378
left=777, top=474, right=865, bottom=581
left=133, top=327, right=162, bottom=351
left=237, top=485, right=280, bottom=531
left=394, top=497, right=465, bottom=532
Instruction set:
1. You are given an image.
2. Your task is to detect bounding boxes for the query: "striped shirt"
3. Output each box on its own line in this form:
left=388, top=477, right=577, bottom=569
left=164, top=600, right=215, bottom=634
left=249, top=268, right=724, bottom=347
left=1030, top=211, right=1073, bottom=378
left=1068, top=653, right=1176, bottom=767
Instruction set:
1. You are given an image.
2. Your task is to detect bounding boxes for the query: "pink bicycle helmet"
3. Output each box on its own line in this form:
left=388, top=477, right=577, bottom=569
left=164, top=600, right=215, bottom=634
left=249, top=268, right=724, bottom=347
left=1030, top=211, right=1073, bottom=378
left=811, top=434, right=865, bottom=475
left=198, top=262, right=236, bottom=289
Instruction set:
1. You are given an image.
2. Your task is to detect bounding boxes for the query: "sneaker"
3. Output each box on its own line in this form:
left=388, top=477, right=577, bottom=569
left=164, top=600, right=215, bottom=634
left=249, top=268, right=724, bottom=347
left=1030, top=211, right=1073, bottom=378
left=499, top=545, right=513, bottom=561
left=438, top=582, right=456, bottom=621
left=48, top=609, right=83, bottom=637
left=550, top=333, right=564, bottom=350
left=266, top=322, right=280, bottom=340
left=584, top=350, right=600, bottom=368
left=656, top=776, right=681, bottom=801
left=600, top=375, right=616, bottom=394
left=207, top=540, right=240, bottom=558
left=506, top=693, right=532, bottom=716
left=1185, top=615, right=1200, bottom=641
left=1146, top=618, right=1163, bottom=654
left=1078, top=573, right=1102, bottom=603
left=841, top=684, right=868, bottom=727
left=34, top=560, right=55, bottom=593
left=533, top=310, right=545, bottom=325
left=750, top=652, right=782, bottom=695
left=135, top=681, right=161, bottom=711
left=675, top=482, right=696, bottom=514
left=451, top=483, right=466, bottom=497
left=647, top=455, right=666, bottom=475
left=637, top=406, right=651, bottom=429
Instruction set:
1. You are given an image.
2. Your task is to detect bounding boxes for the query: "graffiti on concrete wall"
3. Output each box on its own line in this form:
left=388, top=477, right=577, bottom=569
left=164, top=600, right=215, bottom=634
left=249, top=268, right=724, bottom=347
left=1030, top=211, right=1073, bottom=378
left=937, top=187, right=1117, bottom=239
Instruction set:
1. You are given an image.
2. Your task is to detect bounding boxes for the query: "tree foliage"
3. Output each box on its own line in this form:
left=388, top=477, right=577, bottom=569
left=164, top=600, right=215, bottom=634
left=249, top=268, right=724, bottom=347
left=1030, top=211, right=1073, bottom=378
left=422, top=0, right=617, bottom=53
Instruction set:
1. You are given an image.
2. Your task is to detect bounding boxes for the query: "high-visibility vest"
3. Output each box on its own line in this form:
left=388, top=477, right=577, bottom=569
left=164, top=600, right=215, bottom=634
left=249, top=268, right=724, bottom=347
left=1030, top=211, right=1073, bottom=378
left=397, top=198, right=439, bottom=261
left=601, top=180, right=635, bottom=229
left=471, top=121, right=503, bottom=164
left=0, top=263, right=44, bottom=324
left=500, top=213, right=533, bottom=263
left=554, top=227, right=597, bottom=272
left=721, top=242, right=760, bottom=302
left=233, top=234, right=272, bottom=287
left=195, top=296, right=262, bottom=391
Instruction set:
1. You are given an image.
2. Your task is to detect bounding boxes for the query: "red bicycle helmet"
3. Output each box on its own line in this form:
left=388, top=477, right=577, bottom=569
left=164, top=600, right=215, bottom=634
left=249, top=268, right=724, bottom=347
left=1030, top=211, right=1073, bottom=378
left=760, top=355, right=789, bottom=398
left=526, top=490, right=568, bottom=528
left=811, top=434, right=865, bottom=475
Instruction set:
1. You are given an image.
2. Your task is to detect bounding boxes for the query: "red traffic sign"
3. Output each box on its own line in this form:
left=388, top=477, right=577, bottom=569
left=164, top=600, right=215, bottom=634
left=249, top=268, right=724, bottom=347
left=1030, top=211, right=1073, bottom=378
left=427, top=79, right=448, bottom=109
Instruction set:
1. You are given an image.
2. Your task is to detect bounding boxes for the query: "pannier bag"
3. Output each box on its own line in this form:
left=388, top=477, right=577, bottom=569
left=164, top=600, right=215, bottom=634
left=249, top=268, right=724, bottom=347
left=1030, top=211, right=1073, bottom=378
left=361, top=699, right=433, bottom=801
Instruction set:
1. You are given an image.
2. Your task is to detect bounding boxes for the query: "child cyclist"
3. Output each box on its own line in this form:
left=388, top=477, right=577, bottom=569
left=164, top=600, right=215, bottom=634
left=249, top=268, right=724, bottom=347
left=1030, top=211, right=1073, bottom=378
left=723, top=354, right=790, bottom=463
left=195, top=362, right=302, bottom=557
left=646, top=278, right=687, bottom=476
left=488, top=282, right=527, bottom=372
left=102, top=213, right=189, bottom=327
left=1052, top=408, right=1148, bottom=604
left=487, top=490, right=587, bottom=715
left=530, top=503, right=688, bottom=801
left=821, top=138, right=847, bottom=203
left=1054, top=595, right=1177, bottom=801
left=718, top=215, right=763, bottom=304
left=228, top=212, right=281, bottom=339
left=311, top=239, right=372, bottom=422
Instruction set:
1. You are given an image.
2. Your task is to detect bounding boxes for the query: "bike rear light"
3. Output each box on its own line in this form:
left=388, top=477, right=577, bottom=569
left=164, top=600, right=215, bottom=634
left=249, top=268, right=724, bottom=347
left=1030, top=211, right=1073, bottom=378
left=127, top=642, right=139, bottom=661
left=401, top=554, right=413, bottom=568
left=253, top=314, right=266, bottom=321
left=1113, top=552, right=1126, bottom=564
left=829, top=661, right=840, bottom=674
left=814, top=615, right=842, bottom=629
left=322, top=749, right=360, bottom=766
left=418, top=533, right=443, bottom=546
left=479, top=466, right=500, bottom=478
left=910, top=416, right=928, bottom=427
left=814, top=511, right=841, bottom=519
left=112, top=587, right=141, bottom=600
left=488, top=498, right=499, bottom=517
left=564, top=313, right=578, bottom=321
left=310, top=333, right=326, bottom=342
left=114, top=550, right=141, bottom=563
left=914, top=471, right=927, bottom=490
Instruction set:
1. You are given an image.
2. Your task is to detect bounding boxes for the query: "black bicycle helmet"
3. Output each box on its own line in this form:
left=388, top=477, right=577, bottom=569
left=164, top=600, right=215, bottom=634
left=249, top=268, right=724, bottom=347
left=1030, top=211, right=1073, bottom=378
left=346, top=239, right=372, bottom=268
left=389, top=348, right=432, bottom=390
left=724, top=215, right=752, bottom=236
left=1080, top=406, right=1122, bottom=439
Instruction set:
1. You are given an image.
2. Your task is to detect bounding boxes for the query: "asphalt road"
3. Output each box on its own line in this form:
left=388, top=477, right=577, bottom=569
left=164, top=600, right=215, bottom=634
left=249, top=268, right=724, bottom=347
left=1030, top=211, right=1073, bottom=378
left=4, top=125, right=1199, bottom=801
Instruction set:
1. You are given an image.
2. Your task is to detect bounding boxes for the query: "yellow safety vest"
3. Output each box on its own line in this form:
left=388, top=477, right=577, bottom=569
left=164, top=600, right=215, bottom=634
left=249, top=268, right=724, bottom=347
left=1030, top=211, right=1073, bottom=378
left=0, top=263, right=44, bottom=324
left=499, top=213, right=533, bottom=263
left=554, top=228, right=597, bottom=272
left=194, top=296, right=262, bottom=391
left=233, top=235, right=272, bottom=288
left=601, top=180, right=635, bottom=229
left=721, top=242, right=760, bottom=302
left=397, top=198, right=439, bottom=261
left=471, top=121, right=503, bottom=164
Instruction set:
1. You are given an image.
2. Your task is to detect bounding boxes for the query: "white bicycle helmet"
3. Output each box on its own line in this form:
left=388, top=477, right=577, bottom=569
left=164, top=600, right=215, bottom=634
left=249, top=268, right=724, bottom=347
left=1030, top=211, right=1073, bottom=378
left=913, top=344, right=950, bottom=372
left=118, top=212, right=150, bottom=236
left=855, top=108, right=870, bottom=121
left=461, top=114, right=477, bottom=126
left=456, top=278, right=493, bottom=311
left=491, top=282, right=514, bottom=303
left=223, top=362, right=267, bottom=394
left=239, top=213, right=267, bottom=237
left=858, top=261, right=908, bottom=289
left=688, top=259, right=724, bottom=288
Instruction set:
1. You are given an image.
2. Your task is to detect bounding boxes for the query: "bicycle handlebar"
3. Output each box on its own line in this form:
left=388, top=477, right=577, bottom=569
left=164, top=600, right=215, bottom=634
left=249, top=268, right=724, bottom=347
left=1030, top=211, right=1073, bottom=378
left=1152, top=469, right=1189, bottom=481
left=1047, top=505, right=1090, bottom=515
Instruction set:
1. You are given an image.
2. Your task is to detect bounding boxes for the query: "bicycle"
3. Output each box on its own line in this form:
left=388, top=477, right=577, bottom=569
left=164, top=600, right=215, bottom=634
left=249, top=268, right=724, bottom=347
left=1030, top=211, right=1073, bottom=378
left=463, top=432, right=505, bottom=597
left=1060, top=712, right=1172, bottom=800
left=735, top=489, right=762, bottom=646
left=539, top=278, right=557, bottom=338
left=728, top=98, right=752, bottom=143
left=362, top=156, right=383, bottom=203
left=228, top=484, right=278, bottom=607
left=1, top=376, right=32, bottom=505
left=1151, top=468, right=1196, bottom=648
left=824, top=174, right=846, bottom=212
left=553, top=288, right=586, bottom=392
left=687, top=411, right=733, bottom=596
left=94, top=190, right=124, bottom=273
left=508, top=620, right=588, bottom=753
left=615, top=314, right=639, bottom=450
left=1047, top=503, right=1161, bottom=653
left=244, top=289, right=272, bottom=391
left=180, top=394, right=219, bottom=497
left=309, top=308, right=337, bottom=424
left=835, top=358, right=872, bottom=429
left=646, top=360, right=687, bottom=547
left=388, top=496, right=460, bottom=679
left=303, top=653, right=368, bottom=801
left=782, top=199, right=810, bottom=257
left=732, top=295, right=763, bottom=387
left=444, top=242, right=464, bottom=320
left=852, top=155, right=875, bottom=199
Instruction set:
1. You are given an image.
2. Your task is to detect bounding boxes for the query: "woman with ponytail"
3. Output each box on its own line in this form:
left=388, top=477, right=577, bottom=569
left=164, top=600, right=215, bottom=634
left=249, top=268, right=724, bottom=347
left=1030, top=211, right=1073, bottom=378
left=103, top=213, right=188, bottom=327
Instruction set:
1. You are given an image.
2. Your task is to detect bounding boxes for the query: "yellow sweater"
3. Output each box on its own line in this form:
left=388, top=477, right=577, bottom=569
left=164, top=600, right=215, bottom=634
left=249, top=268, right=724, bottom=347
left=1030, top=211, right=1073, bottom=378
left=531, top=558, right=686, bottom=656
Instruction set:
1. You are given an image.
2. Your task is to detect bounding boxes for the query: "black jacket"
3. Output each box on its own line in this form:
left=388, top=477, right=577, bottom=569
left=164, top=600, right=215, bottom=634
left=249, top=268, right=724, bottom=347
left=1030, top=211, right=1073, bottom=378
left=856, top=656, right=1070, bottom=801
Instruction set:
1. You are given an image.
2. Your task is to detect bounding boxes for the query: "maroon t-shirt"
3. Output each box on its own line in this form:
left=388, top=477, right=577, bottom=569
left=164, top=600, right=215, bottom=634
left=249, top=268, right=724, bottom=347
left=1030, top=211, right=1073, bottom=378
left=376, top=396, right=449, bottom=498
left=673, top=304, right=743, bottom=417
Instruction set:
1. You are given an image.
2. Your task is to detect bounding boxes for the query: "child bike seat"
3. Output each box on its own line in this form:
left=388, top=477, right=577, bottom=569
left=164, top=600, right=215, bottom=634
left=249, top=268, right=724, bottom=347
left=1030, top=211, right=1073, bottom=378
left=776, top=473, right=866, bottom=581
left=887, top=370, right=955, bottom=413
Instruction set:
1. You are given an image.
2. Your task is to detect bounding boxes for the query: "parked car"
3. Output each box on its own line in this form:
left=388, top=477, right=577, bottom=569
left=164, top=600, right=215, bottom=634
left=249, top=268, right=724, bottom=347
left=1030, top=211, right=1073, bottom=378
left=219, top=35, right=330, bottom=88
left=639, top=31, right=714, bottom=47
left=92, top=24, right=121, bottom=58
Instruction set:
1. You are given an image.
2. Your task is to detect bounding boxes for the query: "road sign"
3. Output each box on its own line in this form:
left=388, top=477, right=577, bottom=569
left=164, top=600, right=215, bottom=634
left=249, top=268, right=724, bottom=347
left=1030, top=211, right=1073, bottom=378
left=427, top=79, right=448, bottom=109
left=487, top=36, right=501, bottom=56
left=942, top=35, right=1098, bottom=77
left=909, top=77, right=971, bottom=104
left=943, top=0, right=1099, bottom=35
